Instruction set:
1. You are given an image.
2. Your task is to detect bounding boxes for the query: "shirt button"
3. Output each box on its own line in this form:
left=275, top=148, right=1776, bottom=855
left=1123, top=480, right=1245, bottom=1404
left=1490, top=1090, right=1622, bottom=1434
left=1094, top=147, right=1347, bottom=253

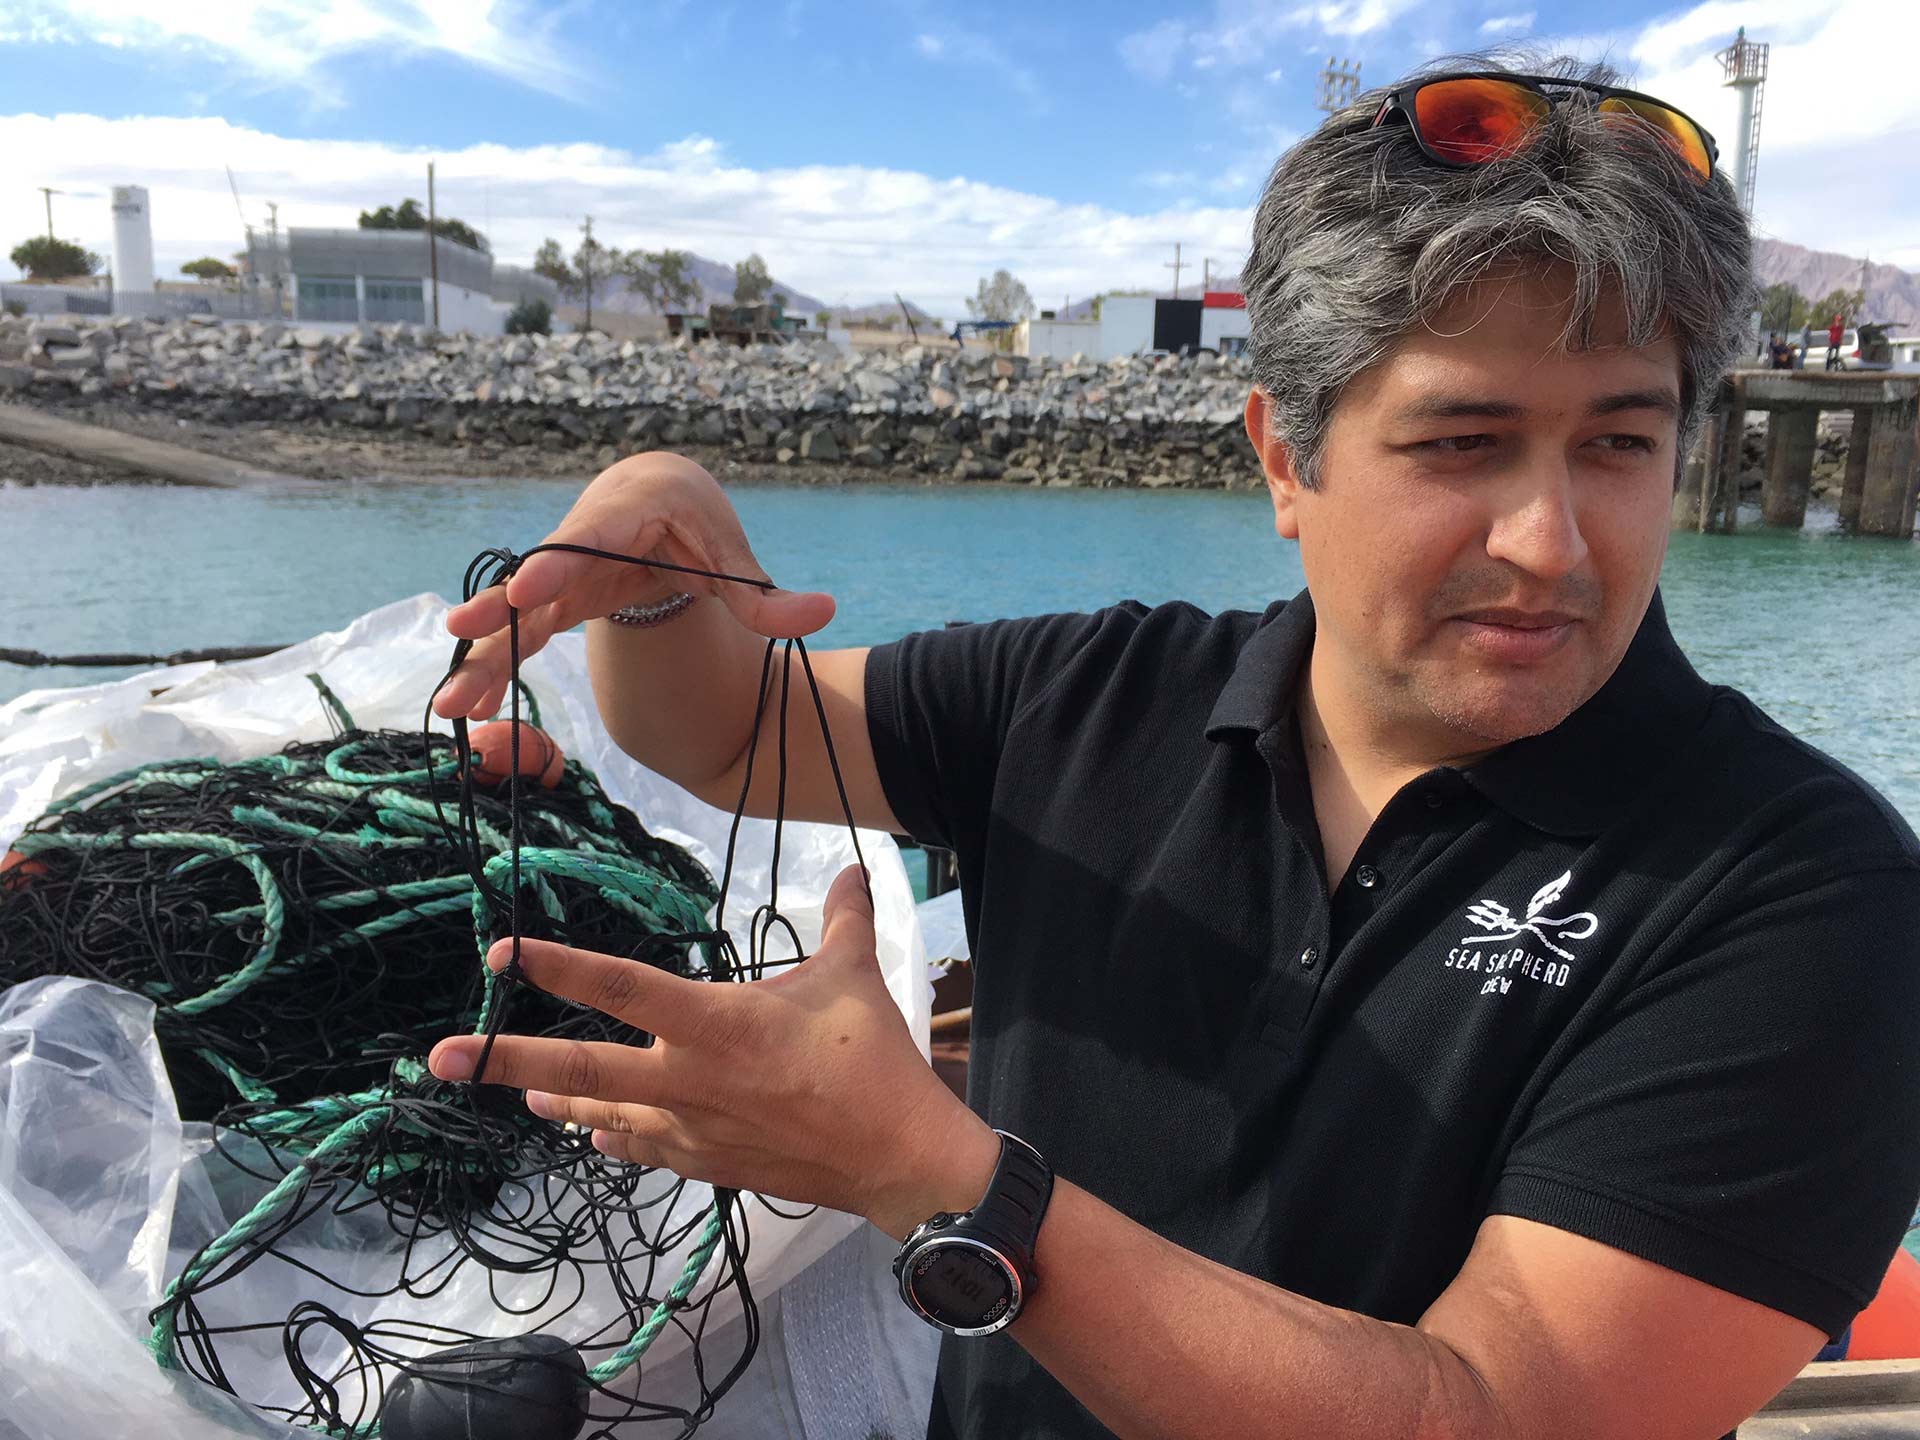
left=1424, top=791, right=1444, bottom=810
left=1299, top=946, right=1319, bottom=970
left=1354, top=865, right=1380, bottom=889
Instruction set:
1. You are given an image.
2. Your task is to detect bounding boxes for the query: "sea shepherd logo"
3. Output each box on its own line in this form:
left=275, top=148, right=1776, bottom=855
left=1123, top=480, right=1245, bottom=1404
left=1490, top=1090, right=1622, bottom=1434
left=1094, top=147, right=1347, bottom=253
left=1445, top=870, right=1598, bottom=998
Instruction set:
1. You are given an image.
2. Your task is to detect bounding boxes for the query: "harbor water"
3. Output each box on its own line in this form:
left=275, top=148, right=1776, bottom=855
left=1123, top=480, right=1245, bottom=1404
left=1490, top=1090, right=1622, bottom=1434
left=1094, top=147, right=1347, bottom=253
left=2, top=476, right=1917, bottom=830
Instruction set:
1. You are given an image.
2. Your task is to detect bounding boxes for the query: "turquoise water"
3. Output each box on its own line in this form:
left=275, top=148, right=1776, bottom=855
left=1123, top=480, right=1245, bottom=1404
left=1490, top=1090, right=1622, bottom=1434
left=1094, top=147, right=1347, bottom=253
left=2, top=476, right=1917, bottom=826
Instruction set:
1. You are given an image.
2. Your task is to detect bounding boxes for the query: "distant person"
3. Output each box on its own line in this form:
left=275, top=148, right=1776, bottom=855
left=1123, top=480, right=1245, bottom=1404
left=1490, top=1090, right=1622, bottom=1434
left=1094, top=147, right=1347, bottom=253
left=435, top=54, right=1920, bottom=1440
left=1767, top=331, right=1794, bottom=369
left=1797, top=321, right=1813, bottom=369
left=1826, top=313, right=1846, bottom=370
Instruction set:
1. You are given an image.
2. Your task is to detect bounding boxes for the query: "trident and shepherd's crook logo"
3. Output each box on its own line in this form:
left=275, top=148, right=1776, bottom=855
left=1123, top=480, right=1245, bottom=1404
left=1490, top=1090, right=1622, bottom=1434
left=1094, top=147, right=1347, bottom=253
left=1460, top=870, right=1598, bottom=963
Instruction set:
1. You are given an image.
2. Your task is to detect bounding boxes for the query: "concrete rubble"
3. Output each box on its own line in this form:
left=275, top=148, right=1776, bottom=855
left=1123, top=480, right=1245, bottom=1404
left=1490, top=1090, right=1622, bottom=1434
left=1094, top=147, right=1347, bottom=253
left=0, top=313, right=1265, bottom=489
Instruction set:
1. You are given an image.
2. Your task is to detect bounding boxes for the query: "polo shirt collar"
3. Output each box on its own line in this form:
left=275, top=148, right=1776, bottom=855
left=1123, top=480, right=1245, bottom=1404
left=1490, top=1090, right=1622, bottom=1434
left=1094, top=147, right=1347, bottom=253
left=1204, top=593, right=1317, bottom=740
left=1203, top=588, right=1713, bottom=838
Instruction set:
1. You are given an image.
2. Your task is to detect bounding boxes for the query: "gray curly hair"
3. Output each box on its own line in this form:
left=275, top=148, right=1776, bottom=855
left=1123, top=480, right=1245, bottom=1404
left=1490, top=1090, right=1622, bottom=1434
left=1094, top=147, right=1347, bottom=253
left=1241, top=52, right=1756, bottom=488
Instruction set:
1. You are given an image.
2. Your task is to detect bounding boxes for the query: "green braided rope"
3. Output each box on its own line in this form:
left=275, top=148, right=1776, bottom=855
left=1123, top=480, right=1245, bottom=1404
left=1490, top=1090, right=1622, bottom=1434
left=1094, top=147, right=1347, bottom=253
left=13, top=828, right=283, bottom=1015
left=588, top=1200, right=731, bottom=1383
left=149, top=1104, right=391, bottom=1370
left=44, top=756, right=220, bottom=812
left=324, top=740, right=460, bottom=787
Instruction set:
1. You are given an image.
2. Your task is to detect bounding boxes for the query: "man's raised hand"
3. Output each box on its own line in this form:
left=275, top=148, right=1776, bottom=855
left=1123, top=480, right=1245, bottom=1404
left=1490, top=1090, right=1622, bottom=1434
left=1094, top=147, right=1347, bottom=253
left=431, top=451, right=834, bottom=721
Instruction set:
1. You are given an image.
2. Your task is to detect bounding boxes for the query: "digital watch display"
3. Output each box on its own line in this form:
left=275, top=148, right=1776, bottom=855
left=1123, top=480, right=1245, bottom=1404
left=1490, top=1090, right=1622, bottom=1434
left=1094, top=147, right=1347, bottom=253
left=893, top=1132, right=1052, bottom=1337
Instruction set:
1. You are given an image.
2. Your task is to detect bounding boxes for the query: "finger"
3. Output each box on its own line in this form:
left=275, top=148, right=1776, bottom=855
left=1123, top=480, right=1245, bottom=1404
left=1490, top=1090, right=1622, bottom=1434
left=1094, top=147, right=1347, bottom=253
left=816, top=863, right=877, bottom=964
left=445, top=584, right=512, bottom=641
left=428, top=1032, right=666, bottom=1099
left=434, top=602, right=567, bottom=719
left=432, top=634, right=510, bottom=719
left=525, top=1090, right=670, bottom=1137
left=723, top=584, right=837, bottom=640
left=591, top=1128, right=669, bottom=1169
left=486, top=936, right=706, bottom=1043
left=506, top=512, right=670, bottom=614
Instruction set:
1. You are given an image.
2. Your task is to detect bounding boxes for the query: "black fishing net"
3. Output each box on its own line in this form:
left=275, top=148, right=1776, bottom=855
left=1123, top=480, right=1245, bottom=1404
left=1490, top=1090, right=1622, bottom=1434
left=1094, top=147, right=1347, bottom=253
left=2, top=542, right=873, bottom=1436
left=0, top=705, right=716, bottom=1122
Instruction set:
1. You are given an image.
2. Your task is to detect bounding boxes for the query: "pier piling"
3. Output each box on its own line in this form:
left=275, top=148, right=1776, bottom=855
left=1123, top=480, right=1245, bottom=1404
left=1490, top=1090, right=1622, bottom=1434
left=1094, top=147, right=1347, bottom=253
left=1678, top=372, right=1919, bottom=539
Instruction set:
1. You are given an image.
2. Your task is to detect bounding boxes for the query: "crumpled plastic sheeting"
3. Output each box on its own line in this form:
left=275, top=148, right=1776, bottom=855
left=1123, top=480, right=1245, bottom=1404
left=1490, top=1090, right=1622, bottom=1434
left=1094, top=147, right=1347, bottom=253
left=0, top=595, right=939, bottom=1439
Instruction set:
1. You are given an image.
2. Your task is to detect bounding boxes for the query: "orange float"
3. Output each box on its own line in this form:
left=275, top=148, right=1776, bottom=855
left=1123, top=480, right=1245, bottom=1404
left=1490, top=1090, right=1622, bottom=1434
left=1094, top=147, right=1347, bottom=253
left=465, top=720, right=566, bottom=789
left=0, top=848, right=47, bottom=886
left=1847, top=1245, right=1920, bottom=1361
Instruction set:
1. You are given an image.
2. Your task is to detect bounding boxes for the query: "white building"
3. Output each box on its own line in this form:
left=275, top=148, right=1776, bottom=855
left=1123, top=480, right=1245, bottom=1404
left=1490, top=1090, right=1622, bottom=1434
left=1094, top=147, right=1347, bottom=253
left=1098, top=296, right=1158, bottom=358
left=1199, top=291, right=1249, bottom=355
left=1015, top=315, right=1100, bottom=361
left=286, top=228, right=559, bottom=333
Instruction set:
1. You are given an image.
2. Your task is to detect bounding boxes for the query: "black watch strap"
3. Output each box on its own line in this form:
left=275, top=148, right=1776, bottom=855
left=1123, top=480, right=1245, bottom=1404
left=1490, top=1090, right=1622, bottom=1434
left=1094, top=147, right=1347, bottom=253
left=970, top=1131, right=1053, bottom=1259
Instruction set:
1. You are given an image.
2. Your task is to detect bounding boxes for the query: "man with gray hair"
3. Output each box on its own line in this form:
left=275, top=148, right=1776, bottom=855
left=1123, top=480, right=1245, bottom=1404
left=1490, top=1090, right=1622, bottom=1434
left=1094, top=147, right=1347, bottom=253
left=432, top=55, right=1920, bottom=1440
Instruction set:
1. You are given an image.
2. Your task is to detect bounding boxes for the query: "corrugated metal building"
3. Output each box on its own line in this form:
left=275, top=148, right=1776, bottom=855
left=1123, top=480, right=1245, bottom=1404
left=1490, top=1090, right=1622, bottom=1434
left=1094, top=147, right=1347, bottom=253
left=286, top=229, right=556, bottom=332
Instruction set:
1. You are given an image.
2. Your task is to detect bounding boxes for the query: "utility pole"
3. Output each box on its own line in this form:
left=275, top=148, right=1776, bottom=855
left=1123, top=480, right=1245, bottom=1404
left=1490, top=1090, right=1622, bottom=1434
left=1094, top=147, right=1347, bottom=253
left=266, top=202, right=282, bottom=318
left=427, top=161, right=441, bottom=330
left=36, top=186, right=62, bottom=239
left=1165, top=242, right=1183, bottom=298
left=580, top=214, right=595, bottom=333
left=1316, top=57, right=1361, bottom=114
left=1201, top=258, right=1211, bottom=294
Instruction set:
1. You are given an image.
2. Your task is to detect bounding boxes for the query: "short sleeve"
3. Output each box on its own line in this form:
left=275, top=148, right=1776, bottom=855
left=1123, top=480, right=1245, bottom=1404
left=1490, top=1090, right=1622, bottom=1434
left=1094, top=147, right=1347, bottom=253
left=1491, top=867, right=1920, bottom=1339
left=864, top=610, right=1119, bottom=854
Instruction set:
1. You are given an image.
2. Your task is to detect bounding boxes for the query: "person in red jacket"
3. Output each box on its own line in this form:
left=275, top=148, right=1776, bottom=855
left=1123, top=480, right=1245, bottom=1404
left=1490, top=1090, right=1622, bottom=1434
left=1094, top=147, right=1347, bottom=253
left=1827, top=313, right=1846, bottom=370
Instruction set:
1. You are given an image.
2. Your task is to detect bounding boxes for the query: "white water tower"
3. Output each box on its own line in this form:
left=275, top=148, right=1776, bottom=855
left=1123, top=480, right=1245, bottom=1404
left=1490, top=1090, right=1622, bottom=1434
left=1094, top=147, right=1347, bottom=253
left=110, top=184, right=155, bottom=301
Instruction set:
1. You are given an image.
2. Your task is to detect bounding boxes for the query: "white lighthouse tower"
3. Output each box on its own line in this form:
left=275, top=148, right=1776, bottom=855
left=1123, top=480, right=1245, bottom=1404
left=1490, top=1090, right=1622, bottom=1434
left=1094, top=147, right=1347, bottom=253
left=1715, top=28, right=1769, bottom=215
left=110, top=185, right=155, bottom=309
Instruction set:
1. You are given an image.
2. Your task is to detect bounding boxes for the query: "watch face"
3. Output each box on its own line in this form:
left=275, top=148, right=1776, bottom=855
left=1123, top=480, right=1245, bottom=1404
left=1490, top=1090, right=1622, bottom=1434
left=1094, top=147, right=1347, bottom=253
left=909, top=1240, right=1016, bottom=1330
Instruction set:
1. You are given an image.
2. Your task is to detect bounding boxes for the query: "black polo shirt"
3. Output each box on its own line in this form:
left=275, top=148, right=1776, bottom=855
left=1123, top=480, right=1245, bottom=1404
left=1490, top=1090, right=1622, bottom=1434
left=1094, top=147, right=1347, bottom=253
left=865, top=590, right=1920, bottom=1440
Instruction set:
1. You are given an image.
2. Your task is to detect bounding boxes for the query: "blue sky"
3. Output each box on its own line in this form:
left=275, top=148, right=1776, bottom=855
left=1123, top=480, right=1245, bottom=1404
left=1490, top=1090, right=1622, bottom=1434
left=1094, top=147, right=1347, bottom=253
left=3, top=0, right=1915, bottom=317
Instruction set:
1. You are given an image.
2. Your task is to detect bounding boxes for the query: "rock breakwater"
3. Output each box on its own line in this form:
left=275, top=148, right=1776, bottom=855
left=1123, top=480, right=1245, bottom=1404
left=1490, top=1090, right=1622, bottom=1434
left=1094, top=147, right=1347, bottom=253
left=0, top=315, right=1264, bottom=490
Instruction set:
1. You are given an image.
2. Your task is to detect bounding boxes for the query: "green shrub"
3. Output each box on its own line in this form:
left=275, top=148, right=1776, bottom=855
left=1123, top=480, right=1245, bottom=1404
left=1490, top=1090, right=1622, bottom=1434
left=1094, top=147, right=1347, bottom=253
left=505, top=298, right=552, bottom=336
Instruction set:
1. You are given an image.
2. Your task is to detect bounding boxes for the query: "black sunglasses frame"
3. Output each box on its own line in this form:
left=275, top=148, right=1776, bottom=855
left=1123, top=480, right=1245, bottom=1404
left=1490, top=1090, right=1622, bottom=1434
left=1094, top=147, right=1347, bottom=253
left=1371, top=72, right=1720, bottom=179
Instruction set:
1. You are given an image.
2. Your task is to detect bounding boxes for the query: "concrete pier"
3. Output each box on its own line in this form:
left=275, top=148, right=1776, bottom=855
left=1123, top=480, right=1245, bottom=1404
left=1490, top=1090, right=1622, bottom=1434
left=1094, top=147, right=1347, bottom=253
left=1859, top=393, right=1919, bottom=537
left=1761, top=407, right=1817, bottom=528
left=1838, top=407, right=1873, bottom=530
left=1677, top=371, right=1920, bottom=539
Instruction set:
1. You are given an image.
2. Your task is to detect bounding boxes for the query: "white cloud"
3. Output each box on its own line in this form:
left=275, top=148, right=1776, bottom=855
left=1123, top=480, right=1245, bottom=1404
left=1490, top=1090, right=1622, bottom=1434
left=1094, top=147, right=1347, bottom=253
left=0, top=0, right=582, bottom=105
left=1121, top=0, right=1415, bottom=88
left=1479, top=12, right=1535, bottom=36
left=910, top=22, right=1043, bottom=105
left=0, top=112, right=1257, bottom=318
left=1283, top=0, right=1423, bottom=38
left=1116, top=18, right=1188, bottom=83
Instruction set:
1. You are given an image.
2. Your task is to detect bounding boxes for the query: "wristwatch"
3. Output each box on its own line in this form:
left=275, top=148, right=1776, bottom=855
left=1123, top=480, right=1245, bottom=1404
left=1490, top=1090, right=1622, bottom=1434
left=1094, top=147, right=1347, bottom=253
left=892, top=1131, right=1053, bottom=1336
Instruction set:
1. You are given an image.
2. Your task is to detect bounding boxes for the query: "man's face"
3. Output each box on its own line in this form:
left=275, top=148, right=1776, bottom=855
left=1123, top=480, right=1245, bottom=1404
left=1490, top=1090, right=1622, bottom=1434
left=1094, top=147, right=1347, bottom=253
left=1249, top=265, right=1681, bottom=752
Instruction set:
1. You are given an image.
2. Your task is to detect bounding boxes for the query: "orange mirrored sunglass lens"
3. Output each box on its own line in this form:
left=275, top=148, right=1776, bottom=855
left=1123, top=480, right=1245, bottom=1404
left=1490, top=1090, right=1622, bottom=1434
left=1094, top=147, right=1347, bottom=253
left=1412, top=79, right=1550, bottom=163
left=1597, top=96, right=1713, bottom=181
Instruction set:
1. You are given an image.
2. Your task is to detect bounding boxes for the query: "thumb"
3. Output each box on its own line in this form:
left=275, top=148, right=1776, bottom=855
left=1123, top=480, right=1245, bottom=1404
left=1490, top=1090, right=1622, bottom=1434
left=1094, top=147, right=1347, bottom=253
left=816, top=863, right=876, bottom=964
left=718, top=577, right=837, bottom=640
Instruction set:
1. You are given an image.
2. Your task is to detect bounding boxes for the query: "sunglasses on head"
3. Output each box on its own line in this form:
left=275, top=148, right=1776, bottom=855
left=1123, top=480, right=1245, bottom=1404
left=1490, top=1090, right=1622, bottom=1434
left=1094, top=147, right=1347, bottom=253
left=1371, top=73, right=1719, bottom=185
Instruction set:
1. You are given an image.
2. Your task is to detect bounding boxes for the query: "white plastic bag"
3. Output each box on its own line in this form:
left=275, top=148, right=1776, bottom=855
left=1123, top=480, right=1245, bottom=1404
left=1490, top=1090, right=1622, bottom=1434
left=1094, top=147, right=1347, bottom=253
left=0, top=597, right=940, bottom=1438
